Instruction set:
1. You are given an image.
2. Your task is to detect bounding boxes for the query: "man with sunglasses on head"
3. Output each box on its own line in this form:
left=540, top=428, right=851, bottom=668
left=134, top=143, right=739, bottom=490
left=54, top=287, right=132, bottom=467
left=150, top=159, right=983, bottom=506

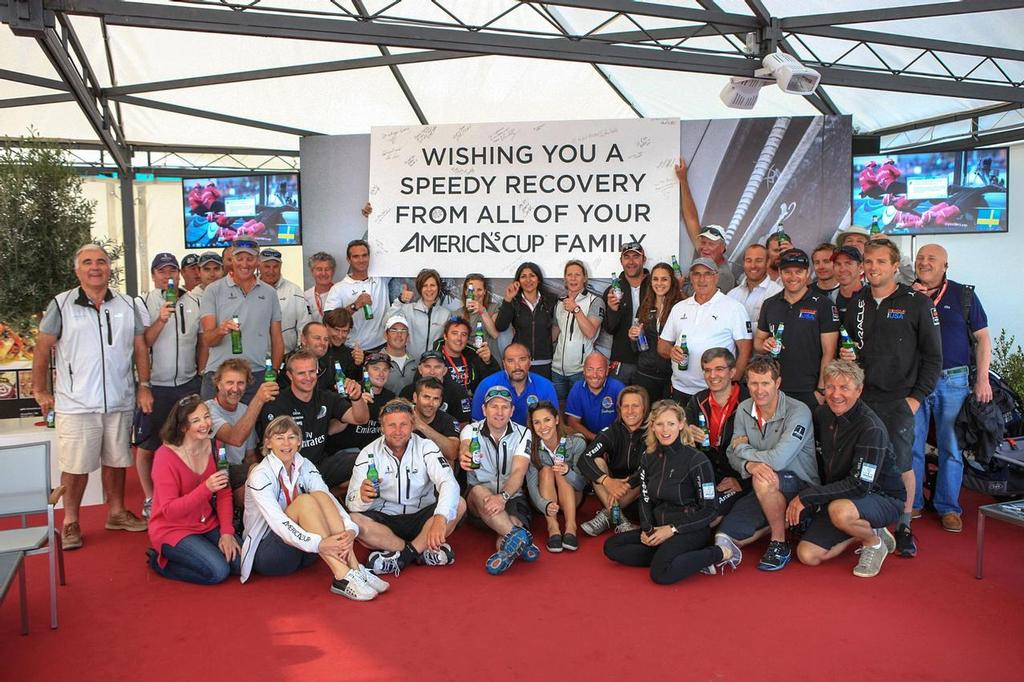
left=200, top=236, right=284, bottom=404
left=347, top=399, right=466, bottom=576
left=840, top=238, right=941, bottom=558
left=259, top=248, right=312, bottom=354
left=259, top=350, right=369, bottom=489
left=459, top=386, right=540, bottom=574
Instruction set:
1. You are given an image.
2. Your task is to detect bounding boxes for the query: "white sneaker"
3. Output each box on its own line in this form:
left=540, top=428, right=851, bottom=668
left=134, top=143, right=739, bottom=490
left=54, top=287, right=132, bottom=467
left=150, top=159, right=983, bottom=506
left=357, top=565, right=390, bottom=593
left=330, top=573, right=377, bottom=601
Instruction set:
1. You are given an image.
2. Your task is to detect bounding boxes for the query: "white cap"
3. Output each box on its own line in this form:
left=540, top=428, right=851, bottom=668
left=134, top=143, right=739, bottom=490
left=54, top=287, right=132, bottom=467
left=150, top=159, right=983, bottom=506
left=384, top=315, right=410, bottom=331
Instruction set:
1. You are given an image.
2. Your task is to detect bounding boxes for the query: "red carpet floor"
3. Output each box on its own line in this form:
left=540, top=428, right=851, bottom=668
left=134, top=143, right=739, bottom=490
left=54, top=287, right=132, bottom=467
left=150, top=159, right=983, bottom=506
left=2, top=478, right=1023, bottom=682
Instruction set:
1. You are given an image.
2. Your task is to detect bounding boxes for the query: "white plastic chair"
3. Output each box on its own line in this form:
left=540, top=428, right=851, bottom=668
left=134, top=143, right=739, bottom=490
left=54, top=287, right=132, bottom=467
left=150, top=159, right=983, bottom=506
left=0, top=441, right=65, bottom=630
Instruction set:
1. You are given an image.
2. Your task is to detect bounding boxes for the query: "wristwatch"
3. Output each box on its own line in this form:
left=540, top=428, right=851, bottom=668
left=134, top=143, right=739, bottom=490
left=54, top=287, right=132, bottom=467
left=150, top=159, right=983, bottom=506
left=572, top=305, right=582, bottom=315
left=139, top=381, right=152, bottom=388
left=500, top=490, right=511, bottom=502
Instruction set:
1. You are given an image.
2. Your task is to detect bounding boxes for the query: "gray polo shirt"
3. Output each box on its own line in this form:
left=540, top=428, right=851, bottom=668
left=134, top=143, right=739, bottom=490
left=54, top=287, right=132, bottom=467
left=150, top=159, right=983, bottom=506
left=206, top=398, right=257, bottom=465
left=726, top=391, right=820, bottom=485
left=200, top=274, right=282, bottom=374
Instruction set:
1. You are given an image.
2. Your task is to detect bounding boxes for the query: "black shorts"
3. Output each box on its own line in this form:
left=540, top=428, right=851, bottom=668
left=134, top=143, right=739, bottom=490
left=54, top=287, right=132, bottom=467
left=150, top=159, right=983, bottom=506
left=801, top=493, right=903, bottom=551
left=315, top=449, right=360, bottom=488
left=717, top=471, right=811, bottom=541
left=361, top=504, right=437, bottom=543
left=135, top=378, right=201, bottom=451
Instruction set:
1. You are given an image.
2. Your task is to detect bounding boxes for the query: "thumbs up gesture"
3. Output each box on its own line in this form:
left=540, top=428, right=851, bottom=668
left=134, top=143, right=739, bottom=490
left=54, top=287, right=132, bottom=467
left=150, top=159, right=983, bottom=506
left=400, top=283, right=414, bottom=304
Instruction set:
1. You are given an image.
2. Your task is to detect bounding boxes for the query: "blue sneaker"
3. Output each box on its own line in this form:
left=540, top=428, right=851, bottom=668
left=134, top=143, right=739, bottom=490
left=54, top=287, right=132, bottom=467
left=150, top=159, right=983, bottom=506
left=485, top=550, right=516, bottom=575
left=757, top=540, right=792, bottom=571
left=521, top=542, right=540, bottom=562
left=500, top=526, right=532, bottom=558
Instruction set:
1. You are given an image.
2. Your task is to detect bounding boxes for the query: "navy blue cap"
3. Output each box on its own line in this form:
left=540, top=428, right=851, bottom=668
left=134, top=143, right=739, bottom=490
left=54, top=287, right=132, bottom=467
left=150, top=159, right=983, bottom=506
left=779, top=248, right=810, bottom=270
left=151, top=252, right=179, bottom=271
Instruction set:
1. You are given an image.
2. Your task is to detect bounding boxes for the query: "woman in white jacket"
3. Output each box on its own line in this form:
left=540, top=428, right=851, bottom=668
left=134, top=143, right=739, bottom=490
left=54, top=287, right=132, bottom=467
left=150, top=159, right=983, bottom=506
left=551, top=260, right=604, bottom=404
left=388, top=269, right=453, bottom=357
left=240, top=415, right=388, bottom=600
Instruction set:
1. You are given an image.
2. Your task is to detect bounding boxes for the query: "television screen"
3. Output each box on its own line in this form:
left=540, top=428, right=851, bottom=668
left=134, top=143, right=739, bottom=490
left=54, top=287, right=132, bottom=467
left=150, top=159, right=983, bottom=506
left=852, top=149, right=1008, bottom=235
left=183, top=173, right=301, bottom=248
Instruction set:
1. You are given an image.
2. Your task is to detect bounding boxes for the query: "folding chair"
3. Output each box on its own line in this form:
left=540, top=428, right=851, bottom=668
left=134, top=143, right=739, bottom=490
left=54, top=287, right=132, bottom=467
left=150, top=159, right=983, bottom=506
left=0, top=441, right=66, bottom=630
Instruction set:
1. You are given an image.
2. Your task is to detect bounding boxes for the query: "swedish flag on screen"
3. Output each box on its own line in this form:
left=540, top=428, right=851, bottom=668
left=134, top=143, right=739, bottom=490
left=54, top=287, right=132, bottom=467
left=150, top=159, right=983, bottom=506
left=278, top=224, right=297, bottom=242
left=976, top=207, right=1002, bottom=231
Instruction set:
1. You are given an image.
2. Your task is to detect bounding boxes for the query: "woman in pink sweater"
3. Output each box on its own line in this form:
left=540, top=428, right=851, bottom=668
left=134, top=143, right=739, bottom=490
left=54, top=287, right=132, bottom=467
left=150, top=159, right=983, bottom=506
left=146, top=395, right=240, bottom=584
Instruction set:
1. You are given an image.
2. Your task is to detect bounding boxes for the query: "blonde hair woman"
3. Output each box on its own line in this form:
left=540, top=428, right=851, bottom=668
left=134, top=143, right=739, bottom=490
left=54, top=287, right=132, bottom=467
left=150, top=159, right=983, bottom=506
left=603, top=400, right=738, bottom=583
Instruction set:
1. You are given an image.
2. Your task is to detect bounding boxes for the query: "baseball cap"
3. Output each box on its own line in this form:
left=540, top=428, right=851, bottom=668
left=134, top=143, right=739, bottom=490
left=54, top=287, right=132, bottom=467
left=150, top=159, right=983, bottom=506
left=419, top=350, right=445, bottom=364
left=698, top=225, right=725, bottom=241
left=620, top=241, right=645, bottom=255
left=151, top=252, right=179, bottom=271
left=180, top=253, right=200, bottom=268
left=836, top=225, right=871, bottom=246
left=384, top=315, right=410, bottom=331
left=363, top=351, right=391, bottom=367
left=779, top=248, right=810, bottom=270
left=831, top=245, right=864, bottom=263
left=198, top=251, right=222, bottom=266
left=259, top=248, right=283, bottom=262
left=689, top=257, right=718, bottom=272
left=483, top=386, right=514, bottom=405
left=231, top=236, right=260, bottom=257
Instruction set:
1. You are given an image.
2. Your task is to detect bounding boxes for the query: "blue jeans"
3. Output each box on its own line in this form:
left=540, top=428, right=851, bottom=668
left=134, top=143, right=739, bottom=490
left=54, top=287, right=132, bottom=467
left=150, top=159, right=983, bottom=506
left=155, top=529, right=240, bottom=585
left=912, top=369, right=971, bottom=514
left=551, top=371, right=583, bottom=404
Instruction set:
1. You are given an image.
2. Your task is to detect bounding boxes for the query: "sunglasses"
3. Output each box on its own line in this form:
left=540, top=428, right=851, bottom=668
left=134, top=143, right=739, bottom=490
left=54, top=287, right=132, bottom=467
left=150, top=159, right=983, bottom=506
left=177, top=393, right=201, bottom=407
left=380, top=402, right=414, bottom=416
left=233, top=239, right=259, bottom=249
left=484, top=388, right=513, bottom=402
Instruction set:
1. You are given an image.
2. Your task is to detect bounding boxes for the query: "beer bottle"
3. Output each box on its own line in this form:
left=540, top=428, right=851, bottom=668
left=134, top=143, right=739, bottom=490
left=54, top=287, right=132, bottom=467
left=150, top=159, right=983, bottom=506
left=230, top=315, right=243, bottom=354
left=677, top=334, right=689, bottom=371
left=770, top=323, right=785, bottom=358
left=466, top=284, right=475, bottom=302
left=469, top=426, right=482, bottom=470
left=362, top=368, right=373, bottom=394
left=610, top=273, right=622, bottom=301
left=610, top=501, right=622, bottom=525
left=554, top=437, right=567, bottom=465
left=473, top=322, right=486, bottom=349
left=671, top=255, right=682, bottom=277
left=46, top=409, right=55, bottom=428
left=334, top=361, right=348, bottom=398
left=361, top=290, right=374, bottom=320
left=216, top=446, right=230, bottom=472
left=366, top=453, right=380, bottom=496
left=698, top=413, right=711, bottom=449
left=840, top=326, right=856, bottom=359
left=263, top=354, right=276, bottom=383
left=633, top=317, right=649, bottom=352
left=165, top=278, right=177, bottom=305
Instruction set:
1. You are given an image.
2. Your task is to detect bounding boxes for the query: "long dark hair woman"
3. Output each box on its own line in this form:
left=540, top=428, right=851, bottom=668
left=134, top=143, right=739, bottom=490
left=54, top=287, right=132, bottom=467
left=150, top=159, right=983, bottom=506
left=629, top=262, right=683, bottom=402
left=146, top=394, right=240, bottom=584
left=603, top=400, right=738, bottom=584
left=495, top=262, right=558, bottom=378
left=526, top=401, right=587, bottom=552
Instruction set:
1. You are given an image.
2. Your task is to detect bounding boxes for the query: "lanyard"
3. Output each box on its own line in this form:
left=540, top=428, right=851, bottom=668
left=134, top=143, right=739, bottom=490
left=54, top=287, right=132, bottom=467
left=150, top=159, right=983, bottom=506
left=278, top=470, right=299, bottom=507
left=314, top=290, right=325, bottom=317
left=709, top=385, right=738, bottom=447
left=753, top=404, right=770, bottom=438
left=443, top=347, right=471, bottom=389
left=928, top=279, right=949, bottom=308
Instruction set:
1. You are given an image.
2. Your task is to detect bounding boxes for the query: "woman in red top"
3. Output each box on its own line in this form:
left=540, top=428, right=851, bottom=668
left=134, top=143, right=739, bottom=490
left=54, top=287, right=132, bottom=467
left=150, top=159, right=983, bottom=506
left=146, top=395, right=240, bottom=584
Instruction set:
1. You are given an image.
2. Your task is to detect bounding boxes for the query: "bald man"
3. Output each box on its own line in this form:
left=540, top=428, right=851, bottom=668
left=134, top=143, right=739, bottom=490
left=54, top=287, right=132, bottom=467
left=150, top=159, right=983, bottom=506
left=565, top=352, right=625, bottom=441
left=910, top=243, right=991, bottom=533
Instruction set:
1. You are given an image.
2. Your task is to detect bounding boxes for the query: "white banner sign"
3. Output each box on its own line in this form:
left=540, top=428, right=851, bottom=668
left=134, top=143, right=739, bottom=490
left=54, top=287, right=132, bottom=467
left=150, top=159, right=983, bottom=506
left=367, top=118, right=680, bottom=277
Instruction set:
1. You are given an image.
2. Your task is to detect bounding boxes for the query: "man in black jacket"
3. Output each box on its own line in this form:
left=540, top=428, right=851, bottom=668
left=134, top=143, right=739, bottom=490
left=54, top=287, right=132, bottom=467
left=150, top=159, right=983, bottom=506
left=578, top=385, right=649, bottom=536
left=602, top=241, right=650, bottom=385
left=433, top=317, right=499, bottom=396
left=841, top=239, right=941, bottom=558
left=788, top=360, right=905, bottom=578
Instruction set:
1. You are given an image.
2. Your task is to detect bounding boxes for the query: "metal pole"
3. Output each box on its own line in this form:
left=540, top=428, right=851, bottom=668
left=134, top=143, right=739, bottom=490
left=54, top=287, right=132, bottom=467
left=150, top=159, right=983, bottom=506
left=120, top=173, right=139, bottom=296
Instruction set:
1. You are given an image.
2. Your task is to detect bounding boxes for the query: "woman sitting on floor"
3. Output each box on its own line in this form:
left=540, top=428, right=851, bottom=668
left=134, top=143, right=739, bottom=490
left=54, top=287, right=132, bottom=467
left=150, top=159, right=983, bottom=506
left=604, top=400, right=738, bottom=584
left=526, top=401, right=587, bottom=553
left=239, top=415, right=388, bottom=600
left=146, top=395, right=240, bottom=585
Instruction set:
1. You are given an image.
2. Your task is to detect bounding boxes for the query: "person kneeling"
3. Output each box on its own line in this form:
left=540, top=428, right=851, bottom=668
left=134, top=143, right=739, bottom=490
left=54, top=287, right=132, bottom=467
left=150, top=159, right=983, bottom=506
left=240, top=416, right=387, bottom=600
left=460, top=386, right=540, bottom=575
left=346, top=399, right=465, bottom=576
left=604, top=401, right=736, bottom=585
left=786, top=361, right=905, bottom=578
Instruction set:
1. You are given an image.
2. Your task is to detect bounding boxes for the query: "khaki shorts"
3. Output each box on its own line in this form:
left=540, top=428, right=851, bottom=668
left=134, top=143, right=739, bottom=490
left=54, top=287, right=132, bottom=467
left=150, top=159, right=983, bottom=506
left=56, top=411, right=133, bottom=474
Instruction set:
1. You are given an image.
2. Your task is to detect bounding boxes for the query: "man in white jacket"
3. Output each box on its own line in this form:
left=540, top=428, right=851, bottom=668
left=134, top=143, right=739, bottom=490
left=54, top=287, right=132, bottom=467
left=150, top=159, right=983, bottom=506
left=347, top=399, right=465, bottom=576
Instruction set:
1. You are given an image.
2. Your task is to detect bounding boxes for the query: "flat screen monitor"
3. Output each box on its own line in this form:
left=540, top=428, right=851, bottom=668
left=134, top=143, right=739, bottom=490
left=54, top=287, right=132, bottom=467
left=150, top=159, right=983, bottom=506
left=183, top=173, right=301, bottom=248
left=852, top=149, right=1008, bottom=235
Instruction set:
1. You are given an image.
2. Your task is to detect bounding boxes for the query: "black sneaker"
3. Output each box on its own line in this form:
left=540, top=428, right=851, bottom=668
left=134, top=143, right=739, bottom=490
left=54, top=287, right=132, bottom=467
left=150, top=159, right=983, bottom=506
left=546, top=534, right=563, bottom=553
left=757, top=540, right=792, bottom=572
left=562, top=533, right=579, bottom=551
left=895, top=524, right=917, bottom=557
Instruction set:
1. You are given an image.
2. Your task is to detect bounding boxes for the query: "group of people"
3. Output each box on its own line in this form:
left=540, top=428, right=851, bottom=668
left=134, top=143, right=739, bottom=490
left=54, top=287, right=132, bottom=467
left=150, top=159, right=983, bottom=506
left=32, top=174, right=993, bottom=594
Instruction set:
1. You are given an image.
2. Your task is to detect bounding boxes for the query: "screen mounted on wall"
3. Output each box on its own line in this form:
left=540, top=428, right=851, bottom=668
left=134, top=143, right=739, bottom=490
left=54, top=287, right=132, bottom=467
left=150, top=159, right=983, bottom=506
left=183, top=173, right=301, bottom=248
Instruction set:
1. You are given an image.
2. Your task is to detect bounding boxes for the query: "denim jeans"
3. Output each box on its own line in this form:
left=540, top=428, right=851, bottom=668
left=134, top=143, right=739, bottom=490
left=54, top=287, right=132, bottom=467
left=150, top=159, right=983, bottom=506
left=551, top=371, right=583, bottom=404
left=912, top=369, right=971, bottom=514
left=156, top=529, right=240, bottom=585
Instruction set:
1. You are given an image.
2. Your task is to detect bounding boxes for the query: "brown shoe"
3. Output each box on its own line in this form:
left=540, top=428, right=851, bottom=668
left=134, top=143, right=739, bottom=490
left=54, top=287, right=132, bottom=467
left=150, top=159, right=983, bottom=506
left=62, top=522, right=83, bottom=550
left=941, top=512, right=963, bottom=533
left=911, top=508, right=923, bottom=519
left=105, top=510, right=148, bottom=532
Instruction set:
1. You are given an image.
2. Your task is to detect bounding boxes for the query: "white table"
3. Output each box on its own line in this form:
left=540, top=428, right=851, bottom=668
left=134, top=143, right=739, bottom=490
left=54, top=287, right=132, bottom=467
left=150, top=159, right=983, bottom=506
left=0, top=418, right=104, bottom=508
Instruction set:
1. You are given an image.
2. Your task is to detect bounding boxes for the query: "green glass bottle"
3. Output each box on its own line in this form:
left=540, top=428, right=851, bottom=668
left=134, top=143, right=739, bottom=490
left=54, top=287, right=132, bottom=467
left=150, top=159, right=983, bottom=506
left=230, top=315, right=243, bottom=355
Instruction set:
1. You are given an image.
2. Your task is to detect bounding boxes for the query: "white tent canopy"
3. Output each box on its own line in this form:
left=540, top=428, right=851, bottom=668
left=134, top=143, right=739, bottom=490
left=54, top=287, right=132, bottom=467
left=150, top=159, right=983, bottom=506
left=4, top=0, right=1024, bottom=165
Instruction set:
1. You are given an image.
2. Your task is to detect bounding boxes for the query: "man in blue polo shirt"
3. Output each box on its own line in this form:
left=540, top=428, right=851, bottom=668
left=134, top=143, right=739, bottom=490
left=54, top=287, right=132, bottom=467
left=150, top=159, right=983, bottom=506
left=910, top=244, right=991, bottom=533
left=472, top=343, right=558, bottom=426
left=565, top=352, right=624, bottom=442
